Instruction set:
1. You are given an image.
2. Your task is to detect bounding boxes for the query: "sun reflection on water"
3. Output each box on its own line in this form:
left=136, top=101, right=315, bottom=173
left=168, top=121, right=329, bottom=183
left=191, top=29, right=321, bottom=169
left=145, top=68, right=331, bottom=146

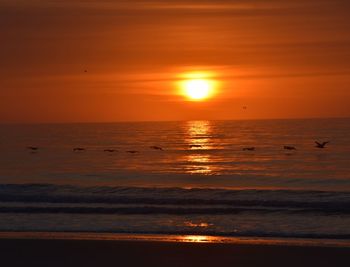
left=186, top=121, right=212, bottom=149
left=184, top=221, right=212, bottom=228
left=184, top=121, right=214, bottom=174
left=177, top=235, right=220, bottom=243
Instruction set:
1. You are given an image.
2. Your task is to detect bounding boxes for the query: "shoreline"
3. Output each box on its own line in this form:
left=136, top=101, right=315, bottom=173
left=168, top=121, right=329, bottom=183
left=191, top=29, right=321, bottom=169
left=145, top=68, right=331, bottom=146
left=1, top=231, right=349, bottom=248
left=0, top=232, right=349, bottom=267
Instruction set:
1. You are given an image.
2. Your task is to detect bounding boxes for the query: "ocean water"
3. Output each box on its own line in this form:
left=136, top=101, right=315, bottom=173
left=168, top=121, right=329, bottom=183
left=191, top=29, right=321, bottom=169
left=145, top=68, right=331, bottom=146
left=0, top=119, right=349, bottom=241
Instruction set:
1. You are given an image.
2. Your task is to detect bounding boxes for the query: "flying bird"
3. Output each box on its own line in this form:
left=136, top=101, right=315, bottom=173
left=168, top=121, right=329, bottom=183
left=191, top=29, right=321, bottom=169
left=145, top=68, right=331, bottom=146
left=243, top=147, right=255, bottom=151
left=73, top=147, right=85, bottom=152
left=150, top=146, right=163, bottom=151
left=315, top=141, right=330, bottom=149
left=104, top=149, right=116, bottom=152
left=27, top=146, right=39, bottom=151
left=284, top=146, right=296, bottom=150
left=126, top=150, right=139, bottom=154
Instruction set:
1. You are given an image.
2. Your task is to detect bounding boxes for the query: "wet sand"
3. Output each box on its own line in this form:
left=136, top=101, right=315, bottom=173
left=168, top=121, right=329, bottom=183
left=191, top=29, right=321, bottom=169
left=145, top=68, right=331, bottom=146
left=0, top=238, right=349, bottom=267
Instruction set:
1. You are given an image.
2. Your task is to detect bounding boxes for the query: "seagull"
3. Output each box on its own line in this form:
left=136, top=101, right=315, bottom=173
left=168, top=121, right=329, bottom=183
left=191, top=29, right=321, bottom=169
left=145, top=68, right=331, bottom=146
left=243, top=147, right=255, bottom=151
left=284, top=146, right=296, bottom=150
left=73, top=147, right=85, bottom=152
left=104, top=149, right=116, bottom=152
left=126, top=150, right=139, bottom=154
left=315, top=141, right=329, bottom=149
left=150, top=146, right=163, bottom=151
left=189, top=145, right=202, bottom=148
left=27, top=146, right=39, bottom=151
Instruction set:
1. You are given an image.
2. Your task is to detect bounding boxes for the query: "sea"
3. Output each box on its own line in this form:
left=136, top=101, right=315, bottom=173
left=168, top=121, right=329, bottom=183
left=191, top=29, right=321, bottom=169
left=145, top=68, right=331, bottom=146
left=0, top=118, right=349, bottom=243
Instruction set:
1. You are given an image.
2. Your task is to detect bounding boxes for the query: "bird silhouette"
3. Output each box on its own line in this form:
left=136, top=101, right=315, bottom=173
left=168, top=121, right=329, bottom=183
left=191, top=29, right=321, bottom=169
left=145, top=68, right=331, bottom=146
left=243, top=147, right=255, bottom=151
left=284, top=146, right=296, bottom=150
left=73, top=147, right=85, bottom=152
left=104, top=149, right=116, bottom=152
left=126, top=150, right=139, bottom=154
left=315, top=141, right=329, bottom=148
left=150, top=146, right=163, bottom=151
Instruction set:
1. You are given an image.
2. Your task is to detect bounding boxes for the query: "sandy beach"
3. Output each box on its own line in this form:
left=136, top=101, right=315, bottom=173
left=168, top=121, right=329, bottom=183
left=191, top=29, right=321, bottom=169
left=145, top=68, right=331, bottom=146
left=0, top=234, right=349, bottom=267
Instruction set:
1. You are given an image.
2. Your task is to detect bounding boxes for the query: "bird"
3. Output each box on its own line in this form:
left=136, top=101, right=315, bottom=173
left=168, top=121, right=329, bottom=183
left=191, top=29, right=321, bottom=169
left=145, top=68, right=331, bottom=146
left=73, top=147, right=85, bottom=152
left=126, top=150, right=139, bottom=154
left=27, top=146, right=39, bottom=151
left=284, top=146, right=296, bottom=150
left=150, top=146, right=163, bottom=151
left=315, top=141, right=329, bottom=149
left=243, top=147, right=255, bottom=151
left=104, top=149, right=116, bottom=152
left=189, top=145, right=202, bottom=148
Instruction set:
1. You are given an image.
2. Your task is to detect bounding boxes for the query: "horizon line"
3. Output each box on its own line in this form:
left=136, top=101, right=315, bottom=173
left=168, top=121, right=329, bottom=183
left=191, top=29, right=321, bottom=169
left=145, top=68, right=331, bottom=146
left=1, top=116, right=349, bottom=125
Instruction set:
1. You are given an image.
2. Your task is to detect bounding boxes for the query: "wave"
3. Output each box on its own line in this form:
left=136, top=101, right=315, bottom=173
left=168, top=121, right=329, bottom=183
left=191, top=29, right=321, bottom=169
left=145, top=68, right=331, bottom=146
left=46, top=230, right=350, bottom=240
left=0, top=184, right=349, bottom=215
left=0, top=205, right=349, bottom=215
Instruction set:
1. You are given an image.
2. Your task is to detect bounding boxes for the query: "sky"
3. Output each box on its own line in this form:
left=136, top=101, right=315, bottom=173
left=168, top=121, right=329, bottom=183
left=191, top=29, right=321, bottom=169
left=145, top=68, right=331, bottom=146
left=0, top=0, right=350, bottom=123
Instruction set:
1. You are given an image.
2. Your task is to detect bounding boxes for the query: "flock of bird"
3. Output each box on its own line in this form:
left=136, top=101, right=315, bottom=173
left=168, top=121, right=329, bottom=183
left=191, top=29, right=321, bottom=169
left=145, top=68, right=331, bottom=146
left=26, top=146, right=164, bottom=153
left=26, top=141, right=330, bottom=153
left=243, top=141, right=330, bottom=152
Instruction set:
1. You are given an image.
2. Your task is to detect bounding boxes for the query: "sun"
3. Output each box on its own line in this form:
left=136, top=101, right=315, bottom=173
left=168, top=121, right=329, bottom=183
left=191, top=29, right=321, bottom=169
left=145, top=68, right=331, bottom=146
left=182, top=79, right=214, bottom=100
left=184, top=79, right=211, bottom=100
left=177, top=71, right=218, bottom=101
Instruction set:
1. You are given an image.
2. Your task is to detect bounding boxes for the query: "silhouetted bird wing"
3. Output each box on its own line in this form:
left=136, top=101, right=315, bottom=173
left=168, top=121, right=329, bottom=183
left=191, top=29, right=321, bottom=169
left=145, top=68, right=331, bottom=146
left=127, top=150, right=138, bottom=153
left=284, top=146, right=296, bottom=150
left=73, top=148, right=85, bottom=151
left=150, top=146, right=163, bottom=150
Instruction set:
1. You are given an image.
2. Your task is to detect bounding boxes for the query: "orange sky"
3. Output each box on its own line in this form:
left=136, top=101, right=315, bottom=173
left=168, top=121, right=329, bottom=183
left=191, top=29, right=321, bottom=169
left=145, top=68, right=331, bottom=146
left=0, top=0, right=350, bottom=123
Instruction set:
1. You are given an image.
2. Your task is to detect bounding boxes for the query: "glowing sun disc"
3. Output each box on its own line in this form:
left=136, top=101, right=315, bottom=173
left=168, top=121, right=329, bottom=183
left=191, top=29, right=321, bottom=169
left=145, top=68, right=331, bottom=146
left=183, top=79, right=212, bottom=100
